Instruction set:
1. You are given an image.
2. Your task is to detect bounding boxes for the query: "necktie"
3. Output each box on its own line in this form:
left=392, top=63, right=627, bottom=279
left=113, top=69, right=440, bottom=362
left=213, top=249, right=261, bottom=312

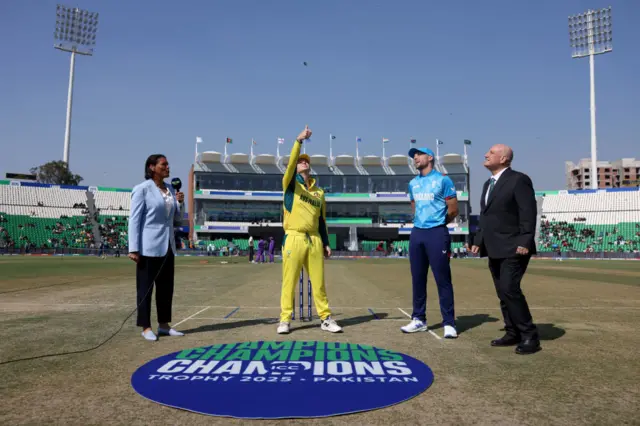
left=487, top=178, right=496, bottom=199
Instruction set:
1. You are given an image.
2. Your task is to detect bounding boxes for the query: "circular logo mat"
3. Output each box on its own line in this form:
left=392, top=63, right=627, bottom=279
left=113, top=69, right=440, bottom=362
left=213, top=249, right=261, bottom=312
left=131, top=341, right=434, bottom=419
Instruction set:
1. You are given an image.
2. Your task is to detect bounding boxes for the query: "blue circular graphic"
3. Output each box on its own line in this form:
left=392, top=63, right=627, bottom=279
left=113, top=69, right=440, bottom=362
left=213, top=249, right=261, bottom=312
left=131, top=341, right=434, bottom=419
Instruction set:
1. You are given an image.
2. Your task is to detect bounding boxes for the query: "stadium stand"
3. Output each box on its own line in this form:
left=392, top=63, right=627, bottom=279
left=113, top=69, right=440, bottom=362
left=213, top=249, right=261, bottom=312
left=333, top=155, right=359, bottom=176
left=254, top=154, right=280, bottom=174
left=199, top=152, right=231, bottom=173
left=360, top=155, right=386, bottom=175
left=309, top=155, right=335, bottom=176
left=387, top=155, right=415, bottom=175
left=230, top=153, right=257, bottom=174
left=0, top=184, right=88, bottom=208
left=0, top=181, right=134, bottom=252
left=537, top=190, right=640, bottom=253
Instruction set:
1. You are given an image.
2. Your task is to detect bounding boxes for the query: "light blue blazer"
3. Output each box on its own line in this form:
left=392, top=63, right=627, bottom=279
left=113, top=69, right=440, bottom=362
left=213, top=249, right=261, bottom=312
left=128, top=179, right=184, bottom=257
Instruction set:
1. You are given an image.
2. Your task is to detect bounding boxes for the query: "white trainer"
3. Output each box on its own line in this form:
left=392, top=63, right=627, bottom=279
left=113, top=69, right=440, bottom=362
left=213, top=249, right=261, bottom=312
left=443, top=325, right=458, bottom=339
left=141, top=329, right=158, bottom=341
left=401, top=319, right=428, bottom=333
left=321, top=317, right=343, bottom=333
left=158, top=328, right=184, bottom=337
left=277, top=322, right=290, bottom=334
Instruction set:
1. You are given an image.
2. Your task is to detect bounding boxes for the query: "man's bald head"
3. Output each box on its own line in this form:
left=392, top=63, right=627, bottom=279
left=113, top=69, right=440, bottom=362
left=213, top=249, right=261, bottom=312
left=483, top=144, right=514, bottom=172
left=494, top=144, right=513, bottom=164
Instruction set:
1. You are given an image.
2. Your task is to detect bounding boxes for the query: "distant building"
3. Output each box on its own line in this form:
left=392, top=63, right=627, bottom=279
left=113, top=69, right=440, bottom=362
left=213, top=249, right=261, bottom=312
left=565, top=158, right=640, bottom=189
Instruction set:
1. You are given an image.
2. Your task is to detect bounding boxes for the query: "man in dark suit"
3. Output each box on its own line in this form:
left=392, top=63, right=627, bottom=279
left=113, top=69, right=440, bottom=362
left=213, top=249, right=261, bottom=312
left=471, top=144, right=541, bottom=355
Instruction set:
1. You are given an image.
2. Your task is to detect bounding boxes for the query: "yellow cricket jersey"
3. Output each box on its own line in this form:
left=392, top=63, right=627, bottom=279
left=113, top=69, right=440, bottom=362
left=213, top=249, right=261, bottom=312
left=282, top=141, right=330, bottom=247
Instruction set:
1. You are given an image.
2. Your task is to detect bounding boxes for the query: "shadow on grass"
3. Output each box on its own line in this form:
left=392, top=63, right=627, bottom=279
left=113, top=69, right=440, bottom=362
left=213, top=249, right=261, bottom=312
left=181, top=312, right=388, bottom=335
left=431, top=313, right=500, bottom=334
left=182, top=318, right=279, bottom=334
left=536, top=323, right=566, bottom=341
left=498, top=323, right=566, bottom=341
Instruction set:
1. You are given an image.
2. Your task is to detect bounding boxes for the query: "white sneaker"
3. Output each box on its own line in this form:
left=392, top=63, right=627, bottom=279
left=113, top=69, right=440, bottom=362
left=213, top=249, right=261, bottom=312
left=321, top=317, right=343, bottom=333
left=141, top=329, right=158, bottom=341
left=158, top=328, right=184, bottom=337
left=401, top=319, right=428, bottom=333
left=277, top=322, right=290, bottom=334
left=443, top=325, right=458, bottom=339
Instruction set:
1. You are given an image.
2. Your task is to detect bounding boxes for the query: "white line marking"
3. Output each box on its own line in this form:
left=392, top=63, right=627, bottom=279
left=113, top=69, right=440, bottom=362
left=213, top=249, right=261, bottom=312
left=173, top=306, right=211, bottom=327
left=429, top=330, right=443, bottom=340
left=398, top=308, right=411, bottom=318
left=398, top=308, right=442, bottom=340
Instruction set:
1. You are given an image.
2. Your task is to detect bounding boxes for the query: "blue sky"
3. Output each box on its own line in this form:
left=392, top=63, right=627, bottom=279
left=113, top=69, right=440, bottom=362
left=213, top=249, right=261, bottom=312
left=1, top=0, right=638, bottom=212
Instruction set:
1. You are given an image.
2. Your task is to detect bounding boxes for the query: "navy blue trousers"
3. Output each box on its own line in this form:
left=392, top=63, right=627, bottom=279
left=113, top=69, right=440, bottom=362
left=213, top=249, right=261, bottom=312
left=409, top=225, right=455, bottom=326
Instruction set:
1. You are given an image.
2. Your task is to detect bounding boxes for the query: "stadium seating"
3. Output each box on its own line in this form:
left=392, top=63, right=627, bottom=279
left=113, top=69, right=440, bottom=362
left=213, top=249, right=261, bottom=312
left=0, top=185, right=87, bottom=208
left=93, top=191, right=131, bottom=212
left=0, top=183, right=132, bottom=250
left=0, top=212, right=93, bottom=249
left=360, top=240, right=465, bottom=254
left=538, top=190, right=640, bottom=253
left=97, top=215, right=128, bottom=248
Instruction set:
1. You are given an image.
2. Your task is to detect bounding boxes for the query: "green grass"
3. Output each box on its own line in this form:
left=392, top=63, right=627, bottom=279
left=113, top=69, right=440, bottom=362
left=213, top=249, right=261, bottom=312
left=0, top=256, right=639, bottom=425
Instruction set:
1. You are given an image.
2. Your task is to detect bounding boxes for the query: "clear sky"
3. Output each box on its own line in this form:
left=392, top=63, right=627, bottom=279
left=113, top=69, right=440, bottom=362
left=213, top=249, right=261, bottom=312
left=1, top=0, right=638, bottom=212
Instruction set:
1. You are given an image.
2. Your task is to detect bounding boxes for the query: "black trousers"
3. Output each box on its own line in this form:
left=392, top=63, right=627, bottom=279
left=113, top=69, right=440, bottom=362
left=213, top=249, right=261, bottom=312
left=488, top=256, right=538, bottom=341
left=136, top=246, right=175, bottom=329
left=249, top=247, right=254, bottom=262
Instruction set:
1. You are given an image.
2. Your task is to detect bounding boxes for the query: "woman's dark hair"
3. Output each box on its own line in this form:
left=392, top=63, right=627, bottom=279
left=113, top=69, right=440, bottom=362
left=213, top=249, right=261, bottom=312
left=144, top=154, right=166, bottom=180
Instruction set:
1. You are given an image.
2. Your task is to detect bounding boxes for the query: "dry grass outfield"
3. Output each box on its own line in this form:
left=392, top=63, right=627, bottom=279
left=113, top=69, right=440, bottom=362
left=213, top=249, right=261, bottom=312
left=0, top=256, right=639, bottom=425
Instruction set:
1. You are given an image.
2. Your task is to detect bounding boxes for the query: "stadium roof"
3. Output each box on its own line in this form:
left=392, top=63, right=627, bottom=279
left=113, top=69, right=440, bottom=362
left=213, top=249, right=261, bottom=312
left=194, top=150, right=468, bottom=176
left=229, top=153, right=250, bottom=163
left=254, top=154, right=276, bottom=164
left=360, top=155, right=382, bottom=165
left=200, top=151, right=222, bottom=162
left=439, top=153, right=468, bottom=174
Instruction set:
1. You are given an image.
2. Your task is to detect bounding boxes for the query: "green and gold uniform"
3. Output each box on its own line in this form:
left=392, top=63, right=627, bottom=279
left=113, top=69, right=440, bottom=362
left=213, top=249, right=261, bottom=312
left=280, top=139, right=332, bottom=322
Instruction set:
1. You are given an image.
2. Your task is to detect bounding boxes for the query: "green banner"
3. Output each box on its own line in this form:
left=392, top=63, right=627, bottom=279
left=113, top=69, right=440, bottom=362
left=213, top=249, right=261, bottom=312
left=326, top=218, right=372, bottom=224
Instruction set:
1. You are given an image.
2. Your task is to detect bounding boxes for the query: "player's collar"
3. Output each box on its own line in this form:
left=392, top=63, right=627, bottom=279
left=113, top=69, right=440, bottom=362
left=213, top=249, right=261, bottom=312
left=418, top=169, right=436, bottom=178
left=296, top=174, right=316, bottom=188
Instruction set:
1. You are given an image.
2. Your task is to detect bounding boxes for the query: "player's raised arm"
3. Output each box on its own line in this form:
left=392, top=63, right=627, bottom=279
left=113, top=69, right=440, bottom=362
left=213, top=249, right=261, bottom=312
left=282, top=126, right=312, bottom=189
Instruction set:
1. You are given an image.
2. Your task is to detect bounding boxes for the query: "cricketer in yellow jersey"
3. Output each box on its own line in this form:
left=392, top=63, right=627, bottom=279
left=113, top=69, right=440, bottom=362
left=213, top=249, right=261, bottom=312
left=277, top=126, right=343, bottom=334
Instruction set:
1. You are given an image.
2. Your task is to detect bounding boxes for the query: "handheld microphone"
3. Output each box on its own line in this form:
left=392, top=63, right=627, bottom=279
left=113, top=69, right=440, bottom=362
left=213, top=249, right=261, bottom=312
left=171, top=178, right=183, bottom=205
left=171, top=178, right=182, bottom=192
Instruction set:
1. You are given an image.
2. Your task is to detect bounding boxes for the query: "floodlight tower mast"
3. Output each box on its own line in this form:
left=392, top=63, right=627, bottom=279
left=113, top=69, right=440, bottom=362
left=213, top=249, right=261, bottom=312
left=568, top=7, right=613, bottom=190
left=53, top=4, right=99, bottom=168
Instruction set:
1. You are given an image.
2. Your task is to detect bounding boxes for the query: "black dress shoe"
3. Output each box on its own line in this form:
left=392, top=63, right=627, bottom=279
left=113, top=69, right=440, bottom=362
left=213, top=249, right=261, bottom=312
left=515, top=339, right=541, bottom=355
left=491, top=335, right=520, bottom=347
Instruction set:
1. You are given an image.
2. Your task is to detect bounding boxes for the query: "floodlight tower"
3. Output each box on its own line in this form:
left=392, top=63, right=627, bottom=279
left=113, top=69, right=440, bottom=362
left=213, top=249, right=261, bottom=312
left=53, top=4, right=99, bottom=167
left=568, top=7, right=612, bottom=190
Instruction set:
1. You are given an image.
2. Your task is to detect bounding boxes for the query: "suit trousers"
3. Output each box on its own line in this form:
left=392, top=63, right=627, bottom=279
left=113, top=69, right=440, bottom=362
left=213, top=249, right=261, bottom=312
left=488, top=256, right=538, bottom=341
left=136, top=244, right=175, bottom=329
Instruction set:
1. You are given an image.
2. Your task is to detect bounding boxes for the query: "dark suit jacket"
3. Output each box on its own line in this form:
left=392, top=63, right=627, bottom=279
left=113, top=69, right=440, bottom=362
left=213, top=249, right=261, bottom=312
left=474, top=168, right=538, bottom=258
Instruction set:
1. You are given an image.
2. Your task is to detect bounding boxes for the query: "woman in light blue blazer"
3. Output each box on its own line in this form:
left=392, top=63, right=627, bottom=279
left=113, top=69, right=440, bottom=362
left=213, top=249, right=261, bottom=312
left=128, top=154, right=185, bottom=341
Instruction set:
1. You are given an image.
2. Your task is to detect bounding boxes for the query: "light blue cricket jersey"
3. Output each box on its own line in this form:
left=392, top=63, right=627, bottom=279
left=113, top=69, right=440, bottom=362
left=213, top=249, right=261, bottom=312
left=408, top=170, right=457, bottom=229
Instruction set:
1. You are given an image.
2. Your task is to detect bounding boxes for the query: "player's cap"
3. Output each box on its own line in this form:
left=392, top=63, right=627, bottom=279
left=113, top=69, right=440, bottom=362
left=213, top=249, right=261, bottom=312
left=298, top=153, right=311, bottom=164
left=408, top=147, right=435, bottom=158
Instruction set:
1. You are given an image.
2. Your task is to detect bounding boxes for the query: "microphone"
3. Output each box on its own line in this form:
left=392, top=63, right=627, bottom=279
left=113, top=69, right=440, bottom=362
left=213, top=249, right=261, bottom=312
left=171, top=178, right=182, bottom=192
left=171, top=178, right=183, bottom=204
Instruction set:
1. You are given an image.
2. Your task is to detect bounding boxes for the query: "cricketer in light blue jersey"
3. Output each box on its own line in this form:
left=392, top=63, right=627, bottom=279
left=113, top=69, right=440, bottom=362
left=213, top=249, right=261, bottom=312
left=401, top=147, right=459, bottom=338
left=408, top=170, right=458, bottom=228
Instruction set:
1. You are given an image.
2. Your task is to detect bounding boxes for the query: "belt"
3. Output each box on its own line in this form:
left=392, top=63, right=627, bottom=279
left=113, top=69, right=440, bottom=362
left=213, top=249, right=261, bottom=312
left=285, top=230, right=319, bottom=244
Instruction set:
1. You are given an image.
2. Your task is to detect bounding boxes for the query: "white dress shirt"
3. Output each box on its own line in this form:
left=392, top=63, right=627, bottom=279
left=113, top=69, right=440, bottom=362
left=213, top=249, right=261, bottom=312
left=485, top=167, right=510, bottom=204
